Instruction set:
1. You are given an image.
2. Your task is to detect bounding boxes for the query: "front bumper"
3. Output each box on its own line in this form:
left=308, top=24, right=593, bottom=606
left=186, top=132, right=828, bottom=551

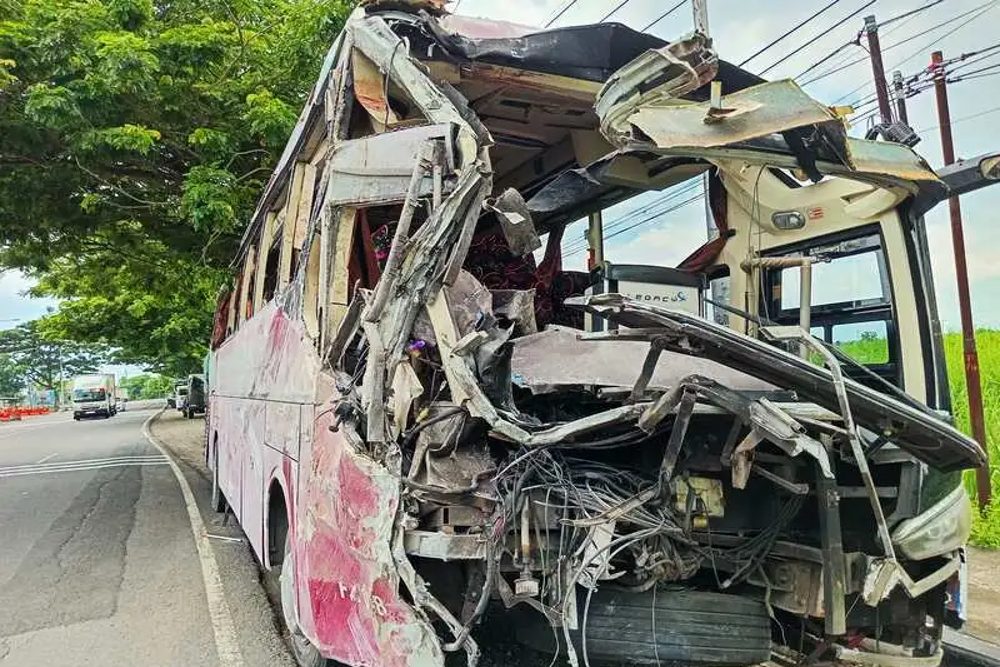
left=860, top=550, right=963, bottom=605
left=74, top=408, right=108, bottom=417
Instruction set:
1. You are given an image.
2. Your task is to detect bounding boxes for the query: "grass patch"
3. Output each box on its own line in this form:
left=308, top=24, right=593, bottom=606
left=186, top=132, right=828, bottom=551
left=944, top=330, right=1000, bottom=547
left=839, top=330, right=1000, bottom=547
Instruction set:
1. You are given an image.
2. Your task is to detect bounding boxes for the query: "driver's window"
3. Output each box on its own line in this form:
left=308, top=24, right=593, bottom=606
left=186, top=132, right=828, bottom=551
left=763, top=228, right=900, bottom=387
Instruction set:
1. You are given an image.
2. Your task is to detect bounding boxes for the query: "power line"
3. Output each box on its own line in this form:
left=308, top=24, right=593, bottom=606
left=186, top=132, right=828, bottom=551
left=565, top=191, right=705, bottom=257
left=641, top=0, right=687, bottom=32
left=564, top=182, right=704, bottom=248
left=951, top=68, right=1000, bottom=82
left=876, top=0, right=944, bottom=30
left=599, top=0, right=634, bottom=23
left=794, top=41, right=857, bottom=81
left=562, top=182, right=704, bottom=255
left=847, top=53, right=1000, bottom=126
left=801, top=0, right=996, bottom=88
left=543, top=0, right=579, bottom=28
left=822, top=0, right=998, bottom=103
left=757, top=0, right=876, bottom=77
left=738, top=0, right=842, bottom=67
left=916, top=104, right=1000, bottom=134
left=881, top=0, right=999, bottom=71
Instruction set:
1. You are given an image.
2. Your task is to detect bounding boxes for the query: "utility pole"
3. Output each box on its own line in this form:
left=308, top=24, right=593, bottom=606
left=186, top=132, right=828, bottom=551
left=892, top=70, right=909, bottom=125
left=586, top=211, right=605, bottom=271
left=863, top=15, right=893, bottom=125
left=931, top=50, right=991, bottom=508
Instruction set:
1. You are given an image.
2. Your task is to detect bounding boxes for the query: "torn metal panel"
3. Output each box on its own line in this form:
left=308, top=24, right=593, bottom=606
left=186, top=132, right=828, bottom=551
left=352, top=48, right=400, bottom=130
left=348, top=16, right=481, bottom=165
left=297, top=414, right=444, bottom=666
left=324, top=124, right=457, bottom=207
left=568, top=294, right=985, bottom=471
left=510, top=326, right=774, bottom=395
left=487, top=188, right=540, bottom=257
left=625, top=79, right=845, bottom=151
left=596, top=33, right=718, bottom=143
left=403, top=531, right=487, bottom=560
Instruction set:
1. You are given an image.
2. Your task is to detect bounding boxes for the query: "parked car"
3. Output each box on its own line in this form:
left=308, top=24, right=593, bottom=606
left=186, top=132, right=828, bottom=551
left=172, top=381, right=187, bottom=412
left=181, top=374, right=205, bottom=419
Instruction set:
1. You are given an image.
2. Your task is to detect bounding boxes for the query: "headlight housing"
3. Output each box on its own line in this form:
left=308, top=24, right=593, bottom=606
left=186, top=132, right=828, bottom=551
left=892, top=485, right=971, bottom=560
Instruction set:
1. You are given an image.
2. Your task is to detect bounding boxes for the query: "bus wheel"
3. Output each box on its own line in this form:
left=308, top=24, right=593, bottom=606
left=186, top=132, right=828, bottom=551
left=280, top=536, right=331, bottom=667
left=210, top=444, right=226, bottom=513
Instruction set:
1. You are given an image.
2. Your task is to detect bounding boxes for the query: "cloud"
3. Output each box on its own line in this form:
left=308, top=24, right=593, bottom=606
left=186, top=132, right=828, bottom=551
left=0, top=271, right=57, bottom=330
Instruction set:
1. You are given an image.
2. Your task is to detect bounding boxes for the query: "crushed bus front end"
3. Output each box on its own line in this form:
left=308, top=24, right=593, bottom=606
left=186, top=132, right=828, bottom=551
left=213, top=3, right=986, bottom=666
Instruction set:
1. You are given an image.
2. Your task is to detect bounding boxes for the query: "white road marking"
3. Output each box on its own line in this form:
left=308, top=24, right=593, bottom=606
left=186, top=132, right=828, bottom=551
left=0, top=461, right=170, bottom=479
left=142, top=411, right=245, bottom=667
left=35, top=453, right=57, bottom=464
left=0, top=455, right=168, bottom=477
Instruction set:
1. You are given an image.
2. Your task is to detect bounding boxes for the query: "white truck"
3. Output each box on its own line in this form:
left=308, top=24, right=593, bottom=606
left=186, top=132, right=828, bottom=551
left=71, top=373, right=116, bottom=420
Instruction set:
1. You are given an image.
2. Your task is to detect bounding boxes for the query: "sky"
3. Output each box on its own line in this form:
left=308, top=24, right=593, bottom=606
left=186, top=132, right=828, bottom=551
left=2, top=0, right=998, bottom=357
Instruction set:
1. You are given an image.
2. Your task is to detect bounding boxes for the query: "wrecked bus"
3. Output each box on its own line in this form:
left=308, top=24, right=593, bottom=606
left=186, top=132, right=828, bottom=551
left=206, top=3, right=989, bottom=666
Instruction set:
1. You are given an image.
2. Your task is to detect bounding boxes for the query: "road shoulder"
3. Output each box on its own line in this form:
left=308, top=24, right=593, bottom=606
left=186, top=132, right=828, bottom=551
left=148, top=409, right=296, bottom=667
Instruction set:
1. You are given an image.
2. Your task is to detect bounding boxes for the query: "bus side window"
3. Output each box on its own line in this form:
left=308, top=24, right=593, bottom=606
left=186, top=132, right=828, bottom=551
left=227, top=275, right=239, bottom=336
left=763, top=229, right=900, bottom=387
left=239, top=246, right=256, bottom=324
left=256, top=212, right=281, bottom=308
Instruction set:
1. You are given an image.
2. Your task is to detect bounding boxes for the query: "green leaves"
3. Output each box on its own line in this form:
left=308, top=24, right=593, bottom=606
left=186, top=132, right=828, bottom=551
left=181, top=165, right=238, bottom=232
left=24, top=83, right=81, bottom=129
left=243, top=90, right=297, bottom=146
left=0, top=0, right=355, bottom=375
left=187, top=127, right=232, bottom=162
left=81, top=123, right=161, bottom=154
left=0, top=58, right=18, bottom=91
left=93, top=30, right=159, bottom=92
left=0, top=320, right=110, bottom=390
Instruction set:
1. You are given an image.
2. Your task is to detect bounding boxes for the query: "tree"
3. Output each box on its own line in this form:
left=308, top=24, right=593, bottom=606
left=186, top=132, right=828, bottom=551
left=0, top=320, right=109, bottom=390
left=120, top=372, right=173, bottom=399
left=0, top=0, right=354, bottom=375
left=0, top=353, right=25, bottom=397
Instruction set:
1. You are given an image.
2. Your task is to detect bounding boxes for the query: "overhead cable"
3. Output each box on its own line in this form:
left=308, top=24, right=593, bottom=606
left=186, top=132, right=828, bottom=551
left=738, top=0, right=842, bottom=67
left=641, top=0, right=687, bottom=32
left=562, top=182, right=704, bottom=255
left=757, top=0, right=876, bottom=77
left=916, top=104, right=1000, bottom=134
left=833, top=0, right=999, bottom=104
left=801, top=0, right=997, bottom=88
left=543, top=0, right=579, bottom=28
left=875, top=0, right=944, bottom=30
left=794, top=41, right=857, bottom=80
left=599, top=0, right=633, bottom=23
left=564, top=190, right=705, bottom=258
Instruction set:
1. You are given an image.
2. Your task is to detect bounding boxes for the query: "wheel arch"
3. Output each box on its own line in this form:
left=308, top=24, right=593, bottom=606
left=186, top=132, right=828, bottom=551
left=265, top=472, right=291, bottom=571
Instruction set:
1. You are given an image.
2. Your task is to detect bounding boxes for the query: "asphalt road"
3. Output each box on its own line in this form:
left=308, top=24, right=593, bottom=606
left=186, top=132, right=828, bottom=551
left=0, top=406, right=293, bottom=667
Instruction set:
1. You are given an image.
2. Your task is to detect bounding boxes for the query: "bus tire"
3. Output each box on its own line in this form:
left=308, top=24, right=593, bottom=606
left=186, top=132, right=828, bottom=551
left=280, top=535, right=331, bottom=667
left=210, top=444, right=226, bottom=513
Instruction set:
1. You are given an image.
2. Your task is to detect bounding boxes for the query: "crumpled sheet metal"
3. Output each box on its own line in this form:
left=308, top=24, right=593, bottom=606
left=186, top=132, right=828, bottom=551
left=568, top=293, right=985, bottom=471
left=296, top=410, right=443, bottom=666
left=626, top=79, right=844, bottom=151
left=511, top=325, right=774, bottom=394
left=596, top=33, right=718, bottom=144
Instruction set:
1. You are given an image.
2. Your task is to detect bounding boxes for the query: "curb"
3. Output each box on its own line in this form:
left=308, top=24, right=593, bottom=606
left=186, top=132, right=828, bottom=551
left=142, top=410, right=246, bottom=667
